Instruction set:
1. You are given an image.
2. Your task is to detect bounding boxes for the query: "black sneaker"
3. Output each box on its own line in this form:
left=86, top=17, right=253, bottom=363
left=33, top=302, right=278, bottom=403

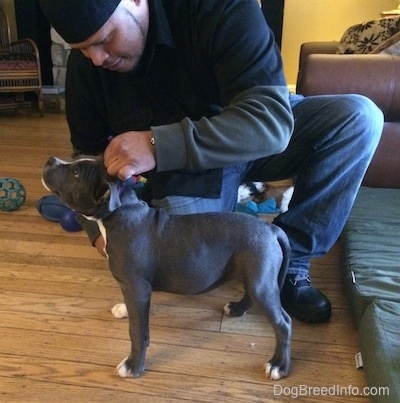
left=281, top=275, right=332, bottom=323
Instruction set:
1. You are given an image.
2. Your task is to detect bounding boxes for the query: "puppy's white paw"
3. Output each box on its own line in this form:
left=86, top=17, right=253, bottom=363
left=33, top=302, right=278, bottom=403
left=111, top=303, right=128, bottom=319
left=116, top=356, right=144, bottom=378
left=223, top=302, right=248, bottom=317
left=116, top=356, right=131, bottom=377
left=264, top=362, right=284, bottom=380
left=237, top=182, right=265, bottom=203
left=280, top=186, right=294, bottom=213
left=223, top=303, right=231, bottom=316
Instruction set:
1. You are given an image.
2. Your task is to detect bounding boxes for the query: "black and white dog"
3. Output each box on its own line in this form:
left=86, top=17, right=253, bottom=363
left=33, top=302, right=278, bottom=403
left=42, top=156, right=292, bottom=380
left=237, top=181, right=294, bottom=213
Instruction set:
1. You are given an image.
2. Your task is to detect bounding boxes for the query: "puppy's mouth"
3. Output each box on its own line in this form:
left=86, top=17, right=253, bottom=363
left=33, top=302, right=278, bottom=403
left=41, top=173, right=63, bottom=199
left=41, top=177, right=52, bottom=193
left=41, top=170, right=67, bottom=202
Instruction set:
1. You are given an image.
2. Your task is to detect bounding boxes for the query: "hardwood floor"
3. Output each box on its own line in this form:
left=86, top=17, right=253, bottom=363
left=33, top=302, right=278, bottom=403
left=0, top=110, right=369, bottom=402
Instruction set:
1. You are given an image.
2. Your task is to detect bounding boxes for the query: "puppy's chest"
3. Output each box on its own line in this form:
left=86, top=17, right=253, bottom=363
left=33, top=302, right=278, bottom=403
left=99, top=213, right=150, bottom=249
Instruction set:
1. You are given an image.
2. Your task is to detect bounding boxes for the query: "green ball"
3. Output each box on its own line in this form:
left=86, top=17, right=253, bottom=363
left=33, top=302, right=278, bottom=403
left=0, top=177, right=27, bottom=212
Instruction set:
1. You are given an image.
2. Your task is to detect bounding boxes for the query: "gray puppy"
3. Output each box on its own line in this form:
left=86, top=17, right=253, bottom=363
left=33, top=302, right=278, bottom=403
left=42, top=156, right=292, bottom=380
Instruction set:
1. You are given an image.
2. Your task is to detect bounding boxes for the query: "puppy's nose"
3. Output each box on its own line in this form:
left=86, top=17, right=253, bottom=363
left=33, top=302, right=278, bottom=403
left=46, top=157, right=65, bottom=167
left=47, top=157, right=58, bottom=166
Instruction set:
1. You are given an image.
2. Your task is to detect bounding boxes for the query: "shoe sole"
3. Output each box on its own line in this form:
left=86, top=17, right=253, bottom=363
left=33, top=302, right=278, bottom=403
left=287, top=307, right=332, bottom=323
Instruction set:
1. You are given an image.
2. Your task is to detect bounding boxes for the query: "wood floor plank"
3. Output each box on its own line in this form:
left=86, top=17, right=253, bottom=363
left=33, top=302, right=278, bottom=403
left=0, top=329, right=367, bottom=401
left=0, top=111, right=370, bottom=402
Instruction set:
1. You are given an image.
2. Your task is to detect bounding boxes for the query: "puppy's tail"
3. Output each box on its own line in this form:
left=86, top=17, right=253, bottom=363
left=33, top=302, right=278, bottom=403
left=275, top=226, right=291, bottom=291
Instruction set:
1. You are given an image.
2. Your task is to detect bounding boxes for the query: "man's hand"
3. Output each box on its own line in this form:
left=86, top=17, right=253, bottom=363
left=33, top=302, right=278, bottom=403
left=104, top=130, right=156, bottom=180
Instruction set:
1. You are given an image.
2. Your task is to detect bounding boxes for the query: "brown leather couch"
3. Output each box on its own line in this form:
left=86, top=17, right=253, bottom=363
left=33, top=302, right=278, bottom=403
left=296, top=41, right=400, bottom=189
left=296, top=42, right=400, bottom=402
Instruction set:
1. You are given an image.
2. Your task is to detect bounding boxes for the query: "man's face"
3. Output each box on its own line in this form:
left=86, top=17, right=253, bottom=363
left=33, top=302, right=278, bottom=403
left=69, top=0, right=149, bottom=73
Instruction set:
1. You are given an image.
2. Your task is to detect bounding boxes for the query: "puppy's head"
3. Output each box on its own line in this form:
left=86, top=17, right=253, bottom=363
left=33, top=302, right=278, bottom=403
left=42, top=156, right=121, bottom=218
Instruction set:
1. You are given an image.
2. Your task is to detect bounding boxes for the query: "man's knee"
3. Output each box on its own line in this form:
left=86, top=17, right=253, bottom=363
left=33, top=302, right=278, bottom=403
left=339, top=94, right=383, bottom=148
left=317, top=94, right=383, bottom=156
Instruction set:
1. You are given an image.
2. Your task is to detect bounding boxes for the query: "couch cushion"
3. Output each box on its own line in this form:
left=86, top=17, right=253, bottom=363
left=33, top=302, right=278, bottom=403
left=337, top=16, right=400, bottom=54
left=0, top=54, right=37, bottom=71
left=370, top=31, right=400, bottom=56
left=341, top=187, right=400, bottom=325
left=359, top=300, right=400, bottom=402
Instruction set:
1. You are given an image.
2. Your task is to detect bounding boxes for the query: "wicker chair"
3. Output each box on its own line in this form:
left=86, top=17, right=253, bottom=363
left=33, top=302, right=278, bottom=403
left=0, top=8, right=43, bottom=115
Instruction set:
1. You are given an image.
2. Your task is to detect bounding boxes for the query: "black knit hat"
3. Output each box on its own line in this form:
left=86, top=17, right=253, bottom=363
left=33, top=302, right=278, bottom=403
left=39, top=0, right=122, bottom=43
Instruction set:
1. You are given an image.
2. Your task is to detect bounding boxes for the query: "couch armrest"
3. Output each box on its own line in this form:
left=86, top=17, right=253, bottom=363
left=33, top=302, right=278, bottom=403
left=298, top=41, right=339, bottom=69
left=296, top=53, right=400, bottom=189
left=364, top=123, right=400, bottom=189
left=296, top=54, right=400, bottom=121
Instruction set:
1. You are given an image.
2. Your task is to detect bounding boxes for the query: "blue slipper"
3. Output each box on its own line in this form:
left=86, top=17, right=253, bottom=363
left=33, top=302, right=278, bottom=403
left=36, top=195, right=71, bottom=222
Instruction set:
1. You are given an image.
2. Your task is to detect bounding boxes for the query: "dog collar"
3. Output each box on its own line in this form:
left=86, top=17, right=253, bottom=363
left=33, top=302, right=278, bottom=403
left=117, top=176, right=139, bottom=196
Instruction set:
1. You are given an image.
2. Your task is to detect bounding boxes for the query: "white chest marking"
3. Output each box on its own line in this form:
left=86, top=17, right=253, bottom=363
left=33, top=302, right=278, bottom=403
left=96, top=219, right=109, bottom=259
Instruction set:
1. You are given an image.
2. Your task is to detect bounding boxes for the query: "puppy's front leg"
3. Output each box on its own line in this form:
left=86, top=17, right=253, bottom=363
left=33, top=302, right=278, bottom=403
left=115, top=279, right=152, bottom=378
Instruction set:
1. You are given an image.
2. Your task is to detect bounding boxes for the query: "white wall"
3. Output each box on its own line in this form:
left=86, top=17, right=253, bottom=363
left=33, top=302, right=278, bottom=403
left=281, top=0, right=398, bottom=85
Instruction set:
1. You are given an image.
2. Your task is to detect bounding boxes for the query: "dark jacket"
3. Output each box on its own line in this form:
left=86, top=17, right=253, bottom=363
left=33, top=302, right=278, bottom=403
left=66, top=0, right=293, bottom=199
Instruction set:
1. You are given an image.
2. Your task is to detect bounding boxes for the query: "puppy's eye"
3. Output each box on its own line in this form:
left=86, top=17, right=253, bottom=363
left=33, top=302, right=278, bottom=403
left=72, top=169, right=79, bottom=178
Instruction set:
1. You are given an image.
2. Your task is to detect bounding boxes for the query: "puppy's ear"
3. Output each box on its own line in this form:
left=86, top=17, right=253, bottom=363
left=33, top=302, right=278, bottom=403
left=97, top=157, right=111, bottom=179
left=94, top=180, right=121, bottom=218
left=107, top=181, right=122, bottom=212
left=91, top=158, right=122, bottom=217
left=94, top=182, right=110, bottom=202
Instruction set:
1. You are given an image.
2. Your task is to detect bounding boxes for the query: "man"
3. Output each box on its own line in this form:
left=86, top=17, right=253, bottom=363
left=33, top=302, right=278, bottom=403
left=39, top=0, right=383, bottom=323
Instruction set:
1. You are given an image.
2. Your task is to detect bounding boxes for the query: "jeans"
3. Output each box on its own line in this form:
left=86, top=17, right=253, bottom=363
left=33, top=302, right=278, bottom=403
left=152, top=94, right=383, bottom=277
